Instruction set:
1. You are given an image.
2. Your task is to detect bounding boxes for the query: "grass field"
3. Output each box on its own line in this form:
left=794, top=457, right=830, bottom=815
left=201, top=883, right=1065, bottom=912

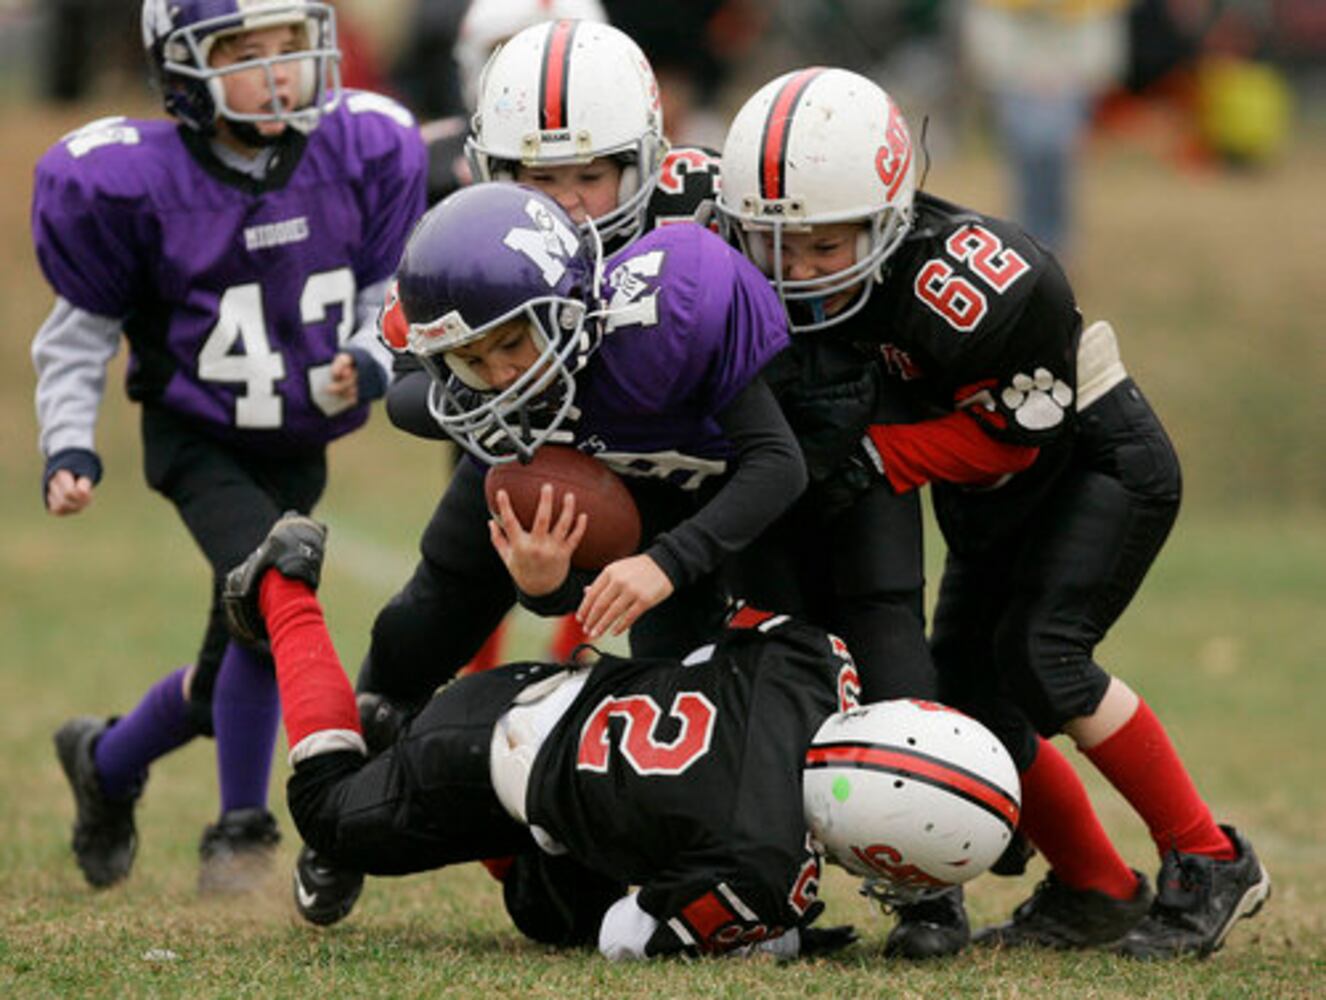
left=1, top=95, right=1324, bottom=998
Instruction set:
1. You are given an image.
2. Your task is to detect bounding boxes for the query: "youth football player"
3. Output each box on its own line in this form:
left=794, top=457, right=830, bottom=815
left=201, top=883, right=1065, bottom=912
left=37, top=0, right=426, bottom=891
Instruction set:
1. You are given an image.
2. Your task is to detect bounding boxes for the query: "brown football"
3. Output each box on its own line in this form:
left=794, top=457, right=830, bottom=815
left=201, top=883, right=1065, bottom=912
left=484, top=446, right=642, bottom=570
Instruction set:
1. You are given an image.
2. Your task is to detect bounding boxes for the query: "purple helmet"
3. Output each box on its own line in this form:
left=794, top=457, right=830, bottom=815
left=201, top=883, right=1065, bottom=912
left=389, top=182, right=606, bottom=463
left=140, top=0, right=341, bottom=134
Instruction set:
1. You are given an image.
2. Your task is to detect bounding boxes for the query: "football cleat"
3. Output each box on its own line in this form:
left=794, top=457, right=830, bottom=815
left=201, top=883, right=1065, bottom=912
left=223, top=512, right=328, bottom=644
left=53, top=716, right=144, bottom=888
left=883, top=886, right=970, bottom=960
left=293, top=845, right=364, bottom=927
left=990, top=829, right=1037, bottom=878
left=974, top=870, right=1153, bottom=950
left=197, top=808, right=281, bottom=894
left=1117, top=825, right=1270, bottom=960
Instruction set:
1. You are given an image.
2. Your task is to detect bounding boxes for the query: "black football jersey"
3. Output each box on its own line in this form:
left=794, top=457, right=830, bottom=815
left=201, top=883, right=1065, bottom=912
left=860, top=192, right=1083, bottom=451
left=526, top=610, right=859, bottom=956
left=644, top=145, right=722, bottom=231
left=838, top=194, right=1085, bottom=548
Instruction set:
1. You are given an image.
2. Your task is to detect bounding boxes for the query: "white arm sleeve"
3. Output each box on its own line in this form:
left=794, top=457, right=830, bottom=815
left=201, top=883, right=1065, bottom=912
left=31, top=296, right=123, bottom=457
left=344, top=277, right=394, bottom=380
left=597, top=893, right=659, bottom=962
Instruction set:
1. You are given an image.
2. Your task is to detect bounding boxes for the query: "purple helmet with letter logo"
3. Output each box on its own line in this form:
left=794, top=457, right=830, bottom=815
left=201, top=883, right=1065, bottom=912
left=384, top=182, right=606, bottom=464
left=140, top=0, right=341, bottom=134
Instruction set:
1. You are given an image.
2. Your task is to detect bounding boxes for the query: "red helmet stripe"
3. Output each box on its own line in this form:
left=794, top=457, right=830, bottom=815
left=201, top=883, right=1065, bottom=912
left=805, top=741, right=1020, bottom=829
left=758, top=68, right=824, bottom=199
left=540, top=19, right=577, bottom=131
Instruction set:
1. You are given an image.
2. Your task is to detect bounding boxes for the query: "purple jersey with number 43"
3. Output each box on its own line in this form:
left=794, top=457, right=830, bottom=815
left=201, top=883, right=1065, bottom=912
left=32, top=91, right=426, bottom=451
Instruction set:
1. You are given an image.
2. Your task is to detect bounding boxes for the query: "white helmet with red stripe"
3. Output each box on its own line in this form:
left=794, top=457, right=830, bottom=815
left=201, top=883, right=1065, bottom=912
left=716, top=67, right=917, bottom=332
left=453, top=0, right=608, bottom=111
left=467, top=19, right=666, bottom=247
left=803, top=699, right=1020, bottom=906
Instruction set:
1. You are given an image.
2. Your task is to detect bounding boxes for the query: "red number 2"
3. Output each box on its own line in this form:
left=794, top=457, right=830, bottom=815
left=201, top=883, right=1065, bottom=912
left=577, top=692, right=716, bottom=776
left=945, top=224, right=1030, bottom=292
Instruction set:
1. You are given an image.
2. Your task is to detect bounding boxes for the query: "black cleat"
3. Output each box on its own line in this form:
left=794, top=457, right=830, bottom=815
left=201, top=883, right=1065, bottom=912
left=198, top=808, right=281, bottom=894
left=990, top=829, right=1037, bottom=877
left=293, top=845, right=364, bottom=927
left=975, top=870, right=1153, bottom=950
left=223, top=512, right=328, bottom=644
left=53, top=716, right=143, bottom=888
left=1117, top=825, right=1270, bottom=960
left=884, top=886, right=970, bottom=959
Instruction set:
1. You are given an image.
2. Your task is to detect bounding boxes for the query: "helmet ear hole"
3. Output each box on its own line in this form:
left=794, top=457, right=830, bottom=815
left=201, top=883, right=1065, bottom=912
left=616, top=163, right=639, bottom=208
left=206, top=76, right=227, bottom=122
left=855, top=229, right=871, bottom=268
left=296, top=56, right=316, bottom=107
left=744, top=230, right=773, bottom=275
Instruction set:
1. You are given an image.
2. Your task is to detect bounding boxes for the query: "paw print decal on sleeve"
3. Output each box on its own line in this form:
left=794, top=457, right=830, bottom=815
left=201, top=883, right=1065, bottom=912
left=1001, top=368, right=1073, bottom=430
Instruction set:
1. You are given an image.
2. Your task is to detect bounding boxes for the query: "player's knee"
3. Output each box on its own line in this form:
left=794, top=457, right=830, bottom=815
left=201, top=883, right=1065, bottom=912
left=998, top=627, right=1110, bottom=737
left=286, top=756, right=363, bottom=858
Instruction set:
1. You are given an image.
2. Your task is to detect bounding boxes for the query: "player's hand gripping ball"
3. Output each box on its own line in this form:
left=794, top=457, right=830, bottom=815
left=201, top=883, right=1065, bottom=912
left=485, top=446, right=642, bottom=570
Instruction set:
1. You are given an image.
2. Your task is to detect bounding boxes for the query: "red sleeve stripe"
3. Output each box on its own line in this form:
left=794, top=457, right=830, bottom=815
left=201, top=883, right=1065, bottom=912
left=539, top=19, right=577, bottom=131
left=727, top=605, right=777, bottom=631
left=759, top=68, right=824, bottom=199
left=680, top=891, right=735, bottom=941
left=805, top=741, right=1021, bottom=830
left=867, top=412, right=1038, bottom=493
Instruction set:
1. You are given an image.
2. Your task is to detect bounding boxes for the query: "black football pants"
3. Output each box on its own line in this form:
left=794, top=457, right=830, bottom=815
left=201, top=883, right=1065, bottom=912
left=727, top=481, right=936, bottom=702
left=287, top=661, right=560, bottom=873
left=142, top=406, right=326, bottom=729
left=930, top=379, right=1182, bottom=770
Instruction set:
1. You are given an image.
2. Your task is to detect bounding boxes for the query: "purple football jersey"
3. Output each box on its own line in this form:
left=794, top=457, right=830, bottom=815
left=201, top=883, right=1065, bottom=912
left=31, top=92, right=426, bottom=451
left=571, top=223, right=789, bottom=489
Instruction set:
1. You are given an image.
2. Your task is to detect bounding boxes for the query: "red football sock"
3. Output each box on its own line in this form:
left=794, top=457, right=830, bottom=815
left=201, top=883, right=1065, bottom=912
left=549, top=615, right=590, bottom=661
left=480, top=856, right=514, bottom=882
left=460, top=620, right=507, bottom=677
left=1018, top=737, right=1140, bottom=900
left=1082, top=699, right=1235, bottom=861
left=259, top=572, right=361, bottom=751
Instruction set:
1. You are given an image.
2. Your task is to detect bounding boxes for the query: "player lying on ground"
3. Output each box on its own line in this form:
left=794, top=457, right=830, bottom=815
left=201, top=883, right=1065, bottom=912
left=222, top=513, right=1020, bottom=957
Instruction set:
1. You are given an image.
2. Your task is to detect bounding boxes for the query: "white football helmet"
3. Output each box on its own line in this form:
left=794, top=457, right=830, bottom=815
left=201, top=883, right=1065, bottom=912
left=717, top=67, right=917, bottom=333
left=467, top=19, right=667, bottom=248
left=454, top=0, right=608, bottom=111
left=803, top=699, right=1020, bottom=906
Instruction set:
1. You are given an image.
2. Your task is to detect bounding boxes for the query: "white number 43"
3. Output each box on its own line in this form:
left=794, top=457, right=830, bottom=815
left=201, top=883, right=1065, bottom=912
left=198, top=268, right=356, bottom=428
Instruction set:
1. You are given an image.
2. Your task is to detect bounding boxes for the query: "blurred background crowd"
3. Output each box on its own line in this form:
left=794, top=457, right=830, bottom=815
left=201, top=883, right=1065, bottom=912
left=0, top=0, right=1320, bottom=260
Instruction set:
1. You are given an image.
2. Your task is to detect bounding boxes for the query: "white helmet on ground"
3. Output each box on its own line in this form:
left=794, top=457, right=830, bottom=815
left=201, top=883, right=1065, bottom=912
left=803, top=699, right=1020, bottom=906
left=454, top=0, right=608, bottom=111
left=466, top=19, right=667, bottom=247
left=717, top=66, right=917, bottom=332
